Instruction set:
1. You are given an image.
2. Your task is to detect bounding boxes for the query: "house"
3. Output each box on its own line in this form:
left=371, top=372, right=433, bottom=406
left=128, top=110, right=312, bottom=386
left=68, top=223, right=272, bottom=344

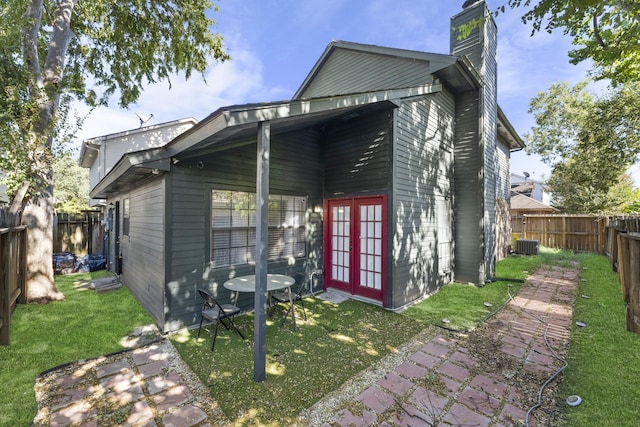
left=510, top=193, right=558, bottom=237
left=79, top=118, right=198, bottom=208
left=511, top=173, right=551, bottom=205
left=84, top=0, right=524, bottom=333
left=0, top=170, right=8, bottom=205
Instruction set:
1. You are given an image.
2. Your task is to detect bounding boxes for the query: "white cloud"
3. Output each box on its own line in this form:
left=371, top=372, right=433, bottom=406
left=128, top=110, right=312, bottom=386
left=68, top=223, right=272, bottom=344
left=71, top=42, right=268, bottom=151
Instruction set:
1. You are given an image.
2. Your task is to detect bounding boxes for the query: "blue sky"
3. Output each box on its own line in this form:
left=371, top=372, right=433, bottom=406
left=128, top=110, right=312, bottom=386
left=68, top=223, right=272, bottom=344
left=74, top=0, right=634, bottom=185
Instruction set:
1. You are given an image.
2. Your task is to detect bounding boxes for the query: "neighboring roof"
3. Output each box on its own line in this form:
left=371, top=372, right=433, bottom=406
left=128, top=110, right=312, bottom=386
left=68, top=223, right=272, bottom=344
left=90, top=85, right=441, bottom=198
left=511, top=172, right=542, bottom=184
left=510, top=194, right=557, bottom=211
left=511, top=181, right=535, bottom=198
left=78, top=118, right=198, bottom=168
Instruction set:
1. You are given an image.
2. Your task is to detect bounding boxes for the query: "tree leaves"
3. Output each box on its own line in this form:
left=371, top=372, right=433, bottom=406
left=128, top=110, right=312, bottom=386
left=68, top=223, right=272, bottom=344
left=507, top=0, right=640, bottom=85
left=526, top=80, right=640, bottom=213
left=1, top=0, right=230, bottom=200
left=67, top=0, right=229, bottom=108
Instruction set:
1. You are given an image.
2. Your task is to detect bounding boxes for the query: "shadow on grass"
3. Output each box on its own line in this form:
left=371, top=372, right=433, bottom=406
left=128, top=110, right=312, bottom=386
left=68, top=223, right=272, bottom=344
left=170, top=297, right=425, bottom=426
left=0, top=270, right=157, bottom=427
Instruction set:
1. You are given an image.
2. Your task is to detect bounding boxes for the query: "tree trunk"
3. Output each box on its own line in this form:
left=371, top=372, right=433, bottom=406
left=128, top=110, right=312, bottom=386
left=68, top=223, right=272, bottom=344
left=18, top=0, right=76, bottom=303
left=22, top=190, right=64, bottom=303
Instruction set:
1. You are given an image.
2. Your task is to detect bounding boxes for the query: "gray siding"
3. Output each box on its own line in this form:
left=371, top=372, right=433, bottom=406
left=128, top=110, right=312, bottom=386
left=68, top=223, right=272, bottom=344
left=450, top=5, right=486, bottom=70
left=482, top=13, right=499, bottom=279
left=119, top=177, right=166, bottom=327
left=452, top=90, right=483, bottom=284
left=300, top=49, right=431, bottom=99
left=451, top=1, right=499, bottom=283
left=164, top=128, right=325, bottom=332
left=391, top=91, right=455, bottom=309
left=323, top=110, right=394, bottom=197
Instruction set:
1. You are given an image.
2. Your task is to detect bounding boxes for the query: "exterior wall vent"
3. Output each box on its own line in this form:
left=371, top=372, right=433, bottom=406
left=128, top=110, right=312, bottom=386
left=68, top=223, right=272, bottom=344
left=516, top=239, right=539, bottom=255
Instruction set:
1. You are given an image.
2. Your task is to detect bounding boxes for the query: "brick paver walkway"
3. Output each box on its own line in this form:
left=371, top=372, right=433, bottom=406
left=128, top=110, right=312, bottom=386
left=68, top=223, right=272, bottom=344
left=33, top=340, right=227, bottom=427
left=321, top=265, right=579, bottom=426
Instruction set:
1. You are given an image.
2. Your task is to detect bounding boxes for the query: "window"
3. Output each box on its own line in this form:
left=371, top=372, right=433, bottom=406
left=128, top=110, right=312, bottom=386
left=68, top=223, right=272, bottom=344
left=123, top=198, right=130, bottom=236
left=210, top=190, right=307, bottom=269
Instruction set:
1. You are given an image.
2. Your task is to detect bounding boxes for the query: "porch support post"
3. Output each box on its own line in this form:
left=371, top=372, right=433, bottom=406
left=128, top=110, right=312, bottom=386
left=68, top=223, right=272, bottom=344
left=254, top=120, right=270, bottom=383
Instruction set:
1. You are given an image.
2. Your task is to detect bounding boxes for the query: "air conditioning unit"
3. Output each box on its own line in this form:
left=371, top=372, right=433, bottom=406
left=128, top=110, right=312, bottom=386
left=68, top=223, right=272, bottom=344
left=516, top=239, right=539, bottom=255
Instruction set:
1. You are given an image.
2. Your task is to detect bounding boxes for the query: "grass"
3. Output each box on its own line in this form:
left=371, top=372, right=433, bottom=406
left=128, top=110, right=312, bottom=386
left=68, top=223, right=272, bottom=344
left=0, top=271, right=155, bottom=427
left=171, top=247, right=580, bottom=425
left=2, top=248, right=638, bottom=426
left=170, top=298, right=425, bottom=426
left=559, top=254, right=640, bottom=426
left=400, top=249, right=571, bottom=330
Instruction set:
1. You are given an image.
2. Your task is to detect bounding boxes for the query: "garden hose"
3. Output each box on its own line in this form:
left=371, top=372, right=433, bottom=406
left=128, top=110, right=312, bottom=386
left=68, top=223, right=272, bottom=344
left=505, top=286, right=569, bottom=427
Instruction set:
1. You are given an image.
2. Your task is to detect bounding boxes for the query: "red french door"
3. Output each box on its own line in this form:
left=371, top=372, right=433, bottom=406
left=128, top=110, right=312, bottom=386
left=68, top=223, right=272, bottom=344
left=324, top=196, right=387, bottom=304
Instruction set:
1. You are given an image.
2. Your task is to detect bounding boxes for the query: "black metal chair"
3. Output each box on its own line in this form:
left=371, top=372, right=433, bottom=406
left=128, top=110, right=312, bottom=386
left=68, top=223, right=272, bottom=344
left=270, top=272, right=308, bottom=326
left=197, top=289, right=245, bottom=351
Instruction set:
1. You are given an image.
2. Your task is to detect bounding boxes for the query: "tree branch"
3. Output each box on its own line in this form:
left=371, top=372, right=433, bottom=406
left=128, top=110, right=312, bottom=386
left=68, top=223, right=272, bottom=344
left=7, top=181, right=30, bottom=227
left=618, top=1, right=640, bottom=24
left=593, top=14, right=607, bottom=48
left=21, top=0, right=44, bottom=91
left=44, top=0, right=76, bottom=107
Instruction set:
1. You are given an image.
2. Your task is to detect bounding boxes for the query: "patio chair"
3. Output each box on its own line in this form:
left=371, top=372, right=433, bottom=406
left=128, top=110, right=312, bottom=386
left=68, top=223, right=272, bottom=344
left=270, top=272, right=308, bottom=326
left=197, top=289, right=245, bottom=351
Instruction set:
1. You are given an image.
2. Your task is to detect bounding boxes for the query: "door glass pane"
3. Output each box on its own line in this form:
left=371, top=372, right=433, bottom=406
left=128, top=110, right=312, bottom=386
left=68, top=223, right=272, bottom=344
left=358, top=202, right=383, bottom=290
left=331, top=203, right=350, bottom=283
left=374, top=273, right=381, bottom=289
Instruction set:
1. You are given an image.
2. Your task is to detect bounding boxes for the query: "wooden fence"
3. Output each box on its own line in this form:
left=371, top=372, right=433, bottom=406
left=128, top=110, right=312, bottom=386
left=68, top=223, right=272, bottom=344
left=511, top=213, right=640, bottom=335
left=0, top=227, right=27, bottom=345
left=605, top=216, right=640, bottom=271
left=53, top=211, right=103, bottom=255
left=617, top=232, right=640, bottom=334
left=513, top=214, right=608, bottom=254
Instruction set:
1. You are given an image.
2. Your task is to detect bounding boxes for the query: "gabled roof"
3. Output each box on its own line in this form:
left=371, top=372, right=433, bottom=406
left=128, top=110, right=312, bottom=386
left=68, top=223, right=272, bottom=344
left=293, top=41, right=459, bottom=99
left=78, top=118, right=198, bottom=168
left=511, top=181, right=535, bottom=198
left=90, top=85, right=441, bottom=198
left=292, top=40, right=524, bottom=150
left=510, top=194, right=557, bottom=212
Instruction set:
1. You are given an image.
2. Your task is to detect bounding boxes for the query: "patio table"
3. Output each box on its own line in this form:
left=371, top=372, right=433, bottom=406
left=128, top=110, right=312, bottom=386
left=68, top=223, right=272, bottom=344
left=223, top=274, right=297, bottom=325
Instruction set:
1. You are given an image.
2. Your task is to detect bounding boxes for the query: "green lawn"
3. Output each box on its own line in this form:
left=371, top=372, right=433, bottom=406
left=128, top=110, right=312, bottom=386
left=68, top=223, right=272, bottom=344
left=170, top=298, right=426, bottom=426
left=0, top=271, right=155, bottom=427
left=400, top=249, right=566, bottom=330
left=2, top=249, right=638, bottom=427
left=559, top=254, right=640, bottom=426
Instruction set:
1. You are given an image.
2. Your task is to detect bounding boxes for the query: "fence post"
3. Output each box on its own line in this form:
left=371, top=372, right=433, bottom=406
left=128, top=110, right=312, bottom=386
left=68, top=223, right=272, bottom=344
left=17, top=228, right=27, bottom=304
left=0, top=231, right=8, bottom=345
left=618, top=233, right=640, bottom=335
